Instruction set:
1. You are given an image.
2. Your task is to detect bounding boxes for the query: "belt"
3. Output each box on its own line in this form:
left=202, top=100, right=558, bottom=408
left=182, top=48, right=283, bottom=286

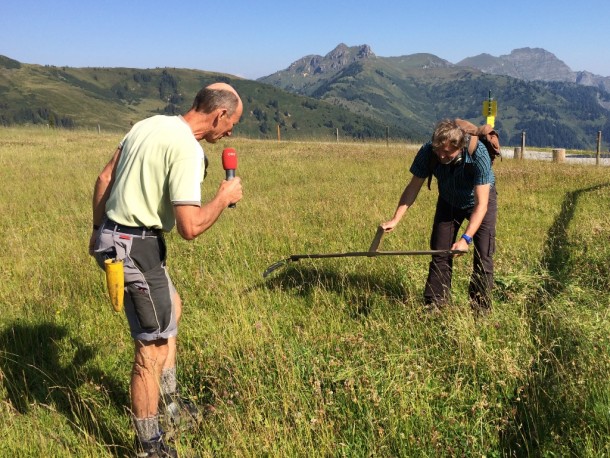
left=105, top=219, right=163, bottom=237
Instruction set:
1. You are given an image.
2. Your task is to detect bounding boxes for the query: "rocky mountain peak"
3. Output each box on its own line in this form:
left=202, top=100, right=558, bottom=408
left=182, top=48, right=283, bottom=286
left=457, top=47, right=610, bottom=91
left=284, top=44, right=375, bottom=76
left=458, top=47, right=575, bottom=82
left=326, top=43, right=375, bottom=61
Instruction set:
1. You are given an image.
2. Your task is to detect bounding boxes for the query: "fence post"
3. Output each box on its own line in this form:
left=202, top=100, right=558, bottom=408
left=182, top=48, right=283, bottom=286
left=520, top=131, right=526, bottom=159
left=552, top=148, right=566, bottom=163
left=386, top=126, right=389, bottom=147
left=336, top=128, right=339, bottom=143
left=597, top=131, right=602, bottom=166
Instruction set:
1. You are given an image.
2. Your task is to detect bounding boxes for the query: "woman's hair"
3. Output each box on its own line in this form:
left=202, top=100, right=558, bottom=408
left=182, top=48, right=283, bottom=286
left=431, top=119, right=466, bottom=151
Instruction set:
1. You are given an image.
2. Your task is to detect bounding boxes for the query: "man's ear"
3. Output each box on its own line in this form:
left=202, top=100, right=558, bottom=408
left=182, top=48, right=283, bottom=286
left=212, top=108, right=227, bottom=126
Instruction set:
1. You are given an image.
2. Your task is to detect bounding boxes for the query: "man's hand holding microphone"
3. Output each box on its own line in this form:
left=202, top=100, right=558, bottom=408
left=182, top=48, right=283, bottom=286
left=221, top=147, right=241, bottom=208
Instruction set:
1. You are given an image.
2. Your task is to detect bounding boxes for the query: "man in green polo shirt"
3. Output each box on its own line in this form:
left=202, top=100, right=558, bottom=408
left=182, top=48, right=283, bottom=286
left=90, top=82, right=243, bottom=457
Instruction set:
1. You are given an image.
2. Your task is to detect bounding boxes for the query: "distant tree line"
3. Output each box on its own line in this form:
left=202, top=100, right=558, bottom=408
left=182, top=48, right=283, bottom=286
left=155, top=70, right=183, bottom=115
left=0, top=106, right=74, bottom=128
left=507, top=120, right=581, bottom=148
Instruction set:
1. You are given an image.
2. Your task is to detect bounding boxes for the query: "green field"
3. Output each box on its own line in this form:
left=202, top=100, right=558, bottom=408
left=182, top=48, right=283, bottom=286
left=1, top=126, right=609, bottom=457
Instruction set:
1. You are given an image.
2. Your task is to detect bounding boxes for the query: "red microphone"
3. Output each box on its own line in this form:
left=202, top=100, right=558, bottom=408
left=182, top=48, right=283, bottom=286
left=222, top=148, right=237, bottom=208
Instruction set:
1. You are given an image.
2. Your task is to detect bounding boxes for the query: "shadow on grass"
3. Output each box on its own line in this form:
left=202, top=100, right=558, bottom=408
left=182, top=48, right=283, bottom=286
left=262, top=264, right=410, bottom=317
left=500, top=182, right=610, bottom=456
left=0, top=321, right=130, bottom=456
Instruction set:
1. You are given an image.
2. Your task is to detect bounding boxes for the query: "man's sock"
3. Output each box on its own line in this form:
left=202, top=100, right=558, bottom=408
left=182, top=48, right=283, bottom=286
left=160, top=367, right=178, bottom=401
left=160, top=366, right=201, bottom=429
left=133, top=415, right=160, bottom=442
left=160, top=366, right=182, bottom=426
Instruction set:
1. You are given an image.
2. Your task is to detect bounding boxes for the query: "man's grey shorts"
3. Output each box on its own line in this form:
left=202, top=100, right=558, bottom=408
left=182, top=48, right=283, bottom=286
left=94, top=222, right=177, bottom=341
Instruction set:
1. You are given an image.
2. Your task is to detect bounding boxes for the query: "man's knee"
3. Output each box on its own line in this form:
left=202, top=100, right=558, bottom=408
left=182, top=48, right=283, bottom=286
left=134, top=339, right=170, bottom=371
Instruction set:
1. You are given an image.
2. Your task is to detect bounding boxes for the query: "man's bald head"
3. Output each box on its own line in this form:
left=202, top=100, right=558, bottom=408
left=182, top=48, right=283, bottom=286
left=191, top=83, right=242, bottom=116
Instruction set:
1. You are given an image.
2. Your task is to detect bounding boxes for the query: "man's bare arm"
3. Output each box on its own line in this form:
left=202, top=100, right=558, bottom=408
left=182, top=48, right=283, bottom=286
left=93, top=147, right=121, bottom=227
left=174, top=177, right=242, bottom=240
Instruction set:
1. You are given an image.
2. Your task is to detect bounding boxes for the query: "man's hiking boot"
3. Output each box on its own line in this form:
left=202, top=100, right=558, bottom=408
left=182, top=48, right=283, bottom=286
left=135, top=433, right=177, bottom=458
left=160, top=392, right=203, bottom=438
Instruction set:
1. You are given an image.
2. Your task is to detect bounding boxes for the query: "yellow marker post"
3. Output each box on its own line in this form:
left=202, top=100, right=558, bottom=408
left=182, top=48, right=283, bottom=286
left=482, top=90, right=497, bottom=127
left=104, top=258, right=124, bottom=312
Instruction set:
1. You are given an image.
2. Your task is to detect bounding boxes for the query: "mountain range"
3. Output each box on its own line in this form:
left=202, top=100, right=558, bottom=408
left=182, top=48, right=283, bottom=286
left=261, top=44, right=610, bottom=93
left=457, top=48, right=610, bottom=92
left=1, top=45, right=609, bottom=149
left=258, top=44, right=610, bottom=149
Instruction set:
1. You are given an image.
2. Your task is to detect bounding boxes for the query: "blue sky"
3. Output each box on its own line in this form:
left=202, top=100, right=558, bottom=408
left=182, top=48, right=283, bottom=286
left=1, top=0, right=609, bottom=80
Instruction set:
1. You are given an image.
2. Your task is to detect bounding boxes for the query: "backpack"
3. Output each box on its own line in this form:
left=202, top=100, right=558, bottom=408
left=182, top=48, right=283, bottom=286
left=427, top=118, right=501, bottom=190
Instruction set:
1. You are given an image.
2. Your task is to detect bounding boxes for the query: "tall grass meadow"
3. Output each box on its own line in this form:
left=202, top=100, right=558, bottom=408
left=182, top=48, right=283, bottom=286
left=0, top=126, right=609, bottom=456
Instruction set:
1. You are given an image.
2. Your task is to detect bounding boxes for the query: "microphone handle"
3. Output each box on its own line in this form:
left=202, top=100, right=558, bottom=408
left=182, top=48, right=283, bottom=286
left=225, top=169, right=236, bottom=208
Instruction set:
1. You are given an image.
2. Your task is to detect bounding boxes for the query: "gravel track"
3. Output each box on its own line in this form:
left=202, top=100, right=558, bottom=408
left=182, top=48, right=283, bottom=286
left=500, top=148, right=610, bottom=166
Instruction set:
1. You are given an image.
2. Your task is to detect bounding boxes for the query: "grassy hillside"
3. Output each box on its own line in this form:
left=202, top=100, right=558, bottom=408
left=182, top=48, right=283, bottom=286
left=3, top=52, right=609, bottom=149
left=1, top=127, right=610, bottom=456
left=319, top=62, right=610, bottom=149
left=0, top=57, right=413, bottom=141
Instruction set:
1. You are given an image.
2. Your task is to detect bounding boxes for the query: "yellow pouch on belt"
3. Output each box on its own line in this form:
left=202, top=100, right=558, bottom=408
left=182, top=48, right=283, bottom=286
left=104, top=258, right=124, bottom=312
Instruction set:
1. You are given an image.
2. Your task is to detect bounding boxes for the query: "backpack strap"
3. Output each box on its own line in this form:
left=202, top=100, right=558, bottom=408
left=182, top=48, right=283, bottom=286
left=455, top=118, right=478, bottom=157
left=427, top=145, right=438, bottom=190
left=467, top=133, right=478, bottom=155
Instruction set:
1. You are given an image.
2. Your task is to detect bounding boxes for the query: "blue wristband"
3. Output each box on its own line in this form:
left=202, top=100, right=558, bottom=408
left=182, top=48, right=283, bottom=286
left=461, top=234, right=473, bottom=245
